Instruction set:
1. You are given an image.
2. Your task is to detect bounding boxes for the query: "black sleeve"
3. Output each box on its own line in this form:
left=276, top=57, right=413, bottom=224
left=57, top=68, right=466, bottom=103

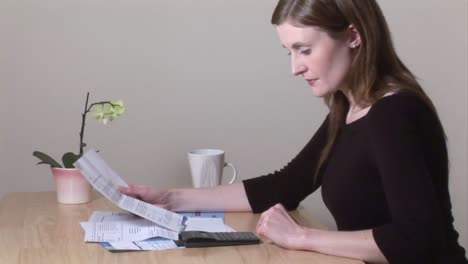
left=242, top=116, right=329, bottom=213
left=367, top=95, right=444, bottom=263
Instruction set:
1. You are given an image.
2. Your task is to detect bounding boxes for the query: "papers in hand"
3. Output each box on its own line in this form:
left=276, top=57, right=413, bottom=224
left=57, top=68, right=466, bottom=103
left=73, top=149, right=186, bottom=232
left=74, top=150, right=237, bottom=251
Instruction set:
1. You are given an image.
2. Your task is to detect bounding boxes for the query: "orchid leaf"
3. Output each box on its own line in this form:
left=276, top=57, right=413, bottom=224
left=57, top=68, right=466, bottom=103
left=62, top=152, right=81, bottom=168
left=33, top=151, right=62, bottom=168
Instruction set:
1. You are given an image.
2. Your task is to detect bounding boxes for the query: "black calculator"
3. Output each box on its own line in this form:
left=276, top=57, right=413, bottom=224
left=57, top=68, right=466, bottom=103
left=178, top=231, right=261, bottom=248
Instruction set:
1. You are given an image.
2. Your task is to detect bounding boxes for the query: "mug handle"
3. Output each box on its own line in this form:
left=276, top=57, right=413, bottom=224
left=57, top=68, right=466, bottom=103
left=224, top=162, right=237, bottom=184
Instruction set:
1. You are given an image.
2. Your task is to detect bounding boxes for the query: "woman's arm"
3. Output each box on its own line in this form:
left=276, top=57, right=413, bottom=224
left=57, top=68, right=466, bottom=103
left=169, top=183, right=252, bottom=212
left=243, top=116, right=329, bottom=213
left=256, top=204, right=388, bottom=264
left=299, top=228, right=387, bottom=264
left=119, top=182, right=252, bottom=212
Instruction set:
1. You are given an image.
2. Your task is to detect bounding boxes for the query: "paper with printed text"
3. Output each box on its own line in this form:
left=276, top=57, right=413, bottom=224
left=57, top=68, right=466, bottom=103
left=74, top=149, right=186, bottom=232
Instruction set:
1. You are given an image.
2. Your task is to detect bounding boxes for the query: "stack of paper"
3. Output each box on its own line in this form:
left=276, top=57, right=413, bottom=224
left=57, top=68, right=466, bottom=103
left=80, top=211, right=234, bottom=251
left=74, top=150, right=235, bottom=251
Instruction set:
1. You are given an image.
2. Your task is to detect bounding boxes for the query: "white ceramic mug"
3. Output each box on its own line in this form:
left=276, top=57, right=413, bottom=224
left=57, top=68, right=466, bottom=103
left=188, top=149, right=237, bottom=188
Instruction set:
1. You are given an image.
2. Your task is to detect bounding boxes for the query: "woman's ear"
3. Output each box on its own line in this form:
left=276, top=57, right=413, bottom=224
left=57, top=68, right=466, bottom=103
left=348, top=24, right=362, bottom=49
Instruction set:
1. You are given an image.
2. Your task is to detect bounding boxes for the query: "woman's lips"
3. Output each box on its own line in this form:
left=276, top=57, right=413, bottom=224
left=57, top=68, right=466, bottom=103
left=306, top=78, right=318, bottom=86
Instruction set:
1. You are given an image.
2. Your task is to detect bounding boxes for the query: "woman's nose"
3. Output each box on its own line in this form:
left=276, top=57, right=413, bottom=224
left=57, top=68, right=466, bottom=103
left=291, top=59, right=307, bottom=76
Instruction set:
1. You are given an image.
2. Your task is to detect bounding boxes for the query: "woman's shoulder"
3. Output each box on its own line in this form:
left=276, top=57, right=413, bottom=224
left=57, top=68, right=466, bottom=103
left=363, top=91, right=442, bottom=137
left=368, top=91, right=434, bottom=120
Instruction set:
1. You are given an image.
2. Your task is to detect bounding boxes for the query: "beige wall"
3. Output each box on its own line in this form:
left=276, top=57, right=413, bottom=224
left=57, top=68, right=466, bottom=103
left=1, top=0, right=466, bottom=252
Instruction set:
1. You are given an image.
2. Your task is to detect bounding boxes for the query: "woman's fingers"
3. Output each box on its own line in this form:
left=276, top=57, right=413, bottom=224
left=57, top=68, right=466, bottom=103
left=117, top=185, right=128, bottom=193
left=118, top=184, right=147, bottom=200
left=274, top=203, right=288, bottom=214
left=256, top=203, right=280, bottom=238
left=255, top=203, right=304, bottom=249
left=256, top=212, right=267, bottom=235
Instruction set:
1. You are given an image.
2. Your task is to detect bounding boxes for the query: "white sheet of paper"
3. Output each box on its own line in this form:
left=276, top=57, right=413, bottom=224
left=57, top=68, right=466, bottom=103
left=89, top=211, right=140, bottom=222
left=134, top=239, right=180, bottom=250
left=84, top=211, right=181, bottom=250
left=82, top=211, right=236, bottom=251
left=74, top=150, right=186, bottom=232
left=106, top=239, right=180, bottom=251
left=88, top=211, right=235, bottom=232
left=185, top=217, right=236, bottom=232
left=81, top=221, right=179, bottom=242
left=84, top=211, right=235, bottom=241
left=108, top=241, right=141, bottom=250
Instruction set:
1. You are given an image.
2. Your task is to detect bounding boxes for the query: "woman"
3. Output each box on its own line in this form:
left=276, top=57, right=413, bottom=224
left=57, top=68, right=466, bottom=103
left=119, top=0, right=467, bottom=263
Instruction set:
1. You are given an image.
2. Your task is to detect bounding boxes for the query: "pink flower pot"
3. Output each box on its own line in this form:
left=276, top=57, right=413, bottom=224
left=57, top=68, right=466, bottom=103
left=51, top=168, right=91, bottom=204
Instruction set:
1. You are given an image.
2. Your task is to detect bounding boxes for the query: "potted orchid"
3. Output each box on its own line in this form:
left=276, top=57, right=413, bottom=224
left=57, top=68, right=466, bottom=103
left=33, top=92, right=126, bottom=204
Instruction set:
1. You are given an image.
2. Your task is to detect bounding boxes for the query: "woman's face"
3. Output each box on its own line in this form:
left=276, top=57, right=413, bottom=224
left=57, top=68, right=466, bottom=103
left=275, top=21, right=353, bottom=97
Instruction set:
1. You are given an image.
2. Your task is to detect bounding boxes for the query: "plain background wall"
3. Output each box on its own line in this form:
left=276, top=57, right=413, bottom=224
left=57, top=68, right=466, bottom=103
left=1, top=0, right=467, bottom=252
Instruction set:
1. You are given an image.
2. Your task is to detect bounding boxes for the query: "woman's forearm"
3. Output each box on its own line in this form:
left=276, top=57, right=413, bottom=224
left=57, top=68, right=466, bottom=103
left=294, top=228, right=388, bottom=264
left=169, top=183, right=252, bottom=212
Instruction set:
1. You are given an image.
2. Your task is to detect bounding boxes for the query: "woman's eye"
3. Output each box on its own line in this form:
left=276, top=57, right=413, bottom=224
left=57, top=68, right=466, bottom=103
left=286, top=48, right=310, bottom=56
left=300, top=49, right=311, bottom=55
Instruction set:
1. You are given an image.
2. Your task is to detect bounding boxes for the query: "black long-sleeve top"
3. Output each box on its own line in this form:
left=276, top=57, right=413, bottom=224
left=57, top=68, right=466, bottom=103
left=243, top=93, right=467, bottom=263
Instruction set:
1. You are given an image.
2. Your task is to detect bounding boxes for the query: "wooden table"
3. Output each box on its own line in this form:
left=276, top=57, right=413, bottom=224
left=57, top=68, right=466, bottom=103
left=0, top=192, right=363, bottom=264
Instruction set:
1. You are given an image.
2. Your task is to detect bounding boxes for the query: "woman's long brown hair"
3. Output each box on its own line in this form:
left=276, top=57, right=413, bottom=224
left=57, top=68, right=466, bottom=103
left=271, top=0, right=446, bottom=182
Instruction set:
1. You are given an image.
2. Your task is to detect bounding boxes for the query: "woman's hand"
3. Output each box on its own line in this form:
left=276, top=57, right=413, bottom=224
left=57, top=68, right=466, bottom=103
left=118, top=184, right=174, bottom=210
left=255, top=203, right=306, bottom=250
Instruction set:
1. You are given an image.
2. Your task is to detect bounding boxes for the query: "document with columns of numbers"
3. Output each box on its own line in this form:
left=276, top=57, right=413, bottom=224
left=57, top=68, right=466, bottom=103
left=82, top=211, right=235, bottom=251
left=74, top=149, right=187, bottom=233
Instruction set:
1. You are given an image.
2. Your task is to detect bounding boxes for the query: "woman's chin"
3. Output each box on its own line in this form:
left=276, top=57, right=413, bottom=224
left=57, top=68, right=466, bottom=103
left=310, top=85, right=337, bottom=98
left=311, top=88, right=327, bottom=98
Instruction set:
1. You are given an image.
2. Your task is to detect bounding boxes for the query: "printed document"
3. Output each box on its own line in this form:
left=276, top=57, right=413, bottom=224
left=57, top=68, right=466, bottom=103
left=74, top=149, right=186, bottom=232
left=82, top=211, right=235, bottom=251
left=81, top=221, right=179, bottom=242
